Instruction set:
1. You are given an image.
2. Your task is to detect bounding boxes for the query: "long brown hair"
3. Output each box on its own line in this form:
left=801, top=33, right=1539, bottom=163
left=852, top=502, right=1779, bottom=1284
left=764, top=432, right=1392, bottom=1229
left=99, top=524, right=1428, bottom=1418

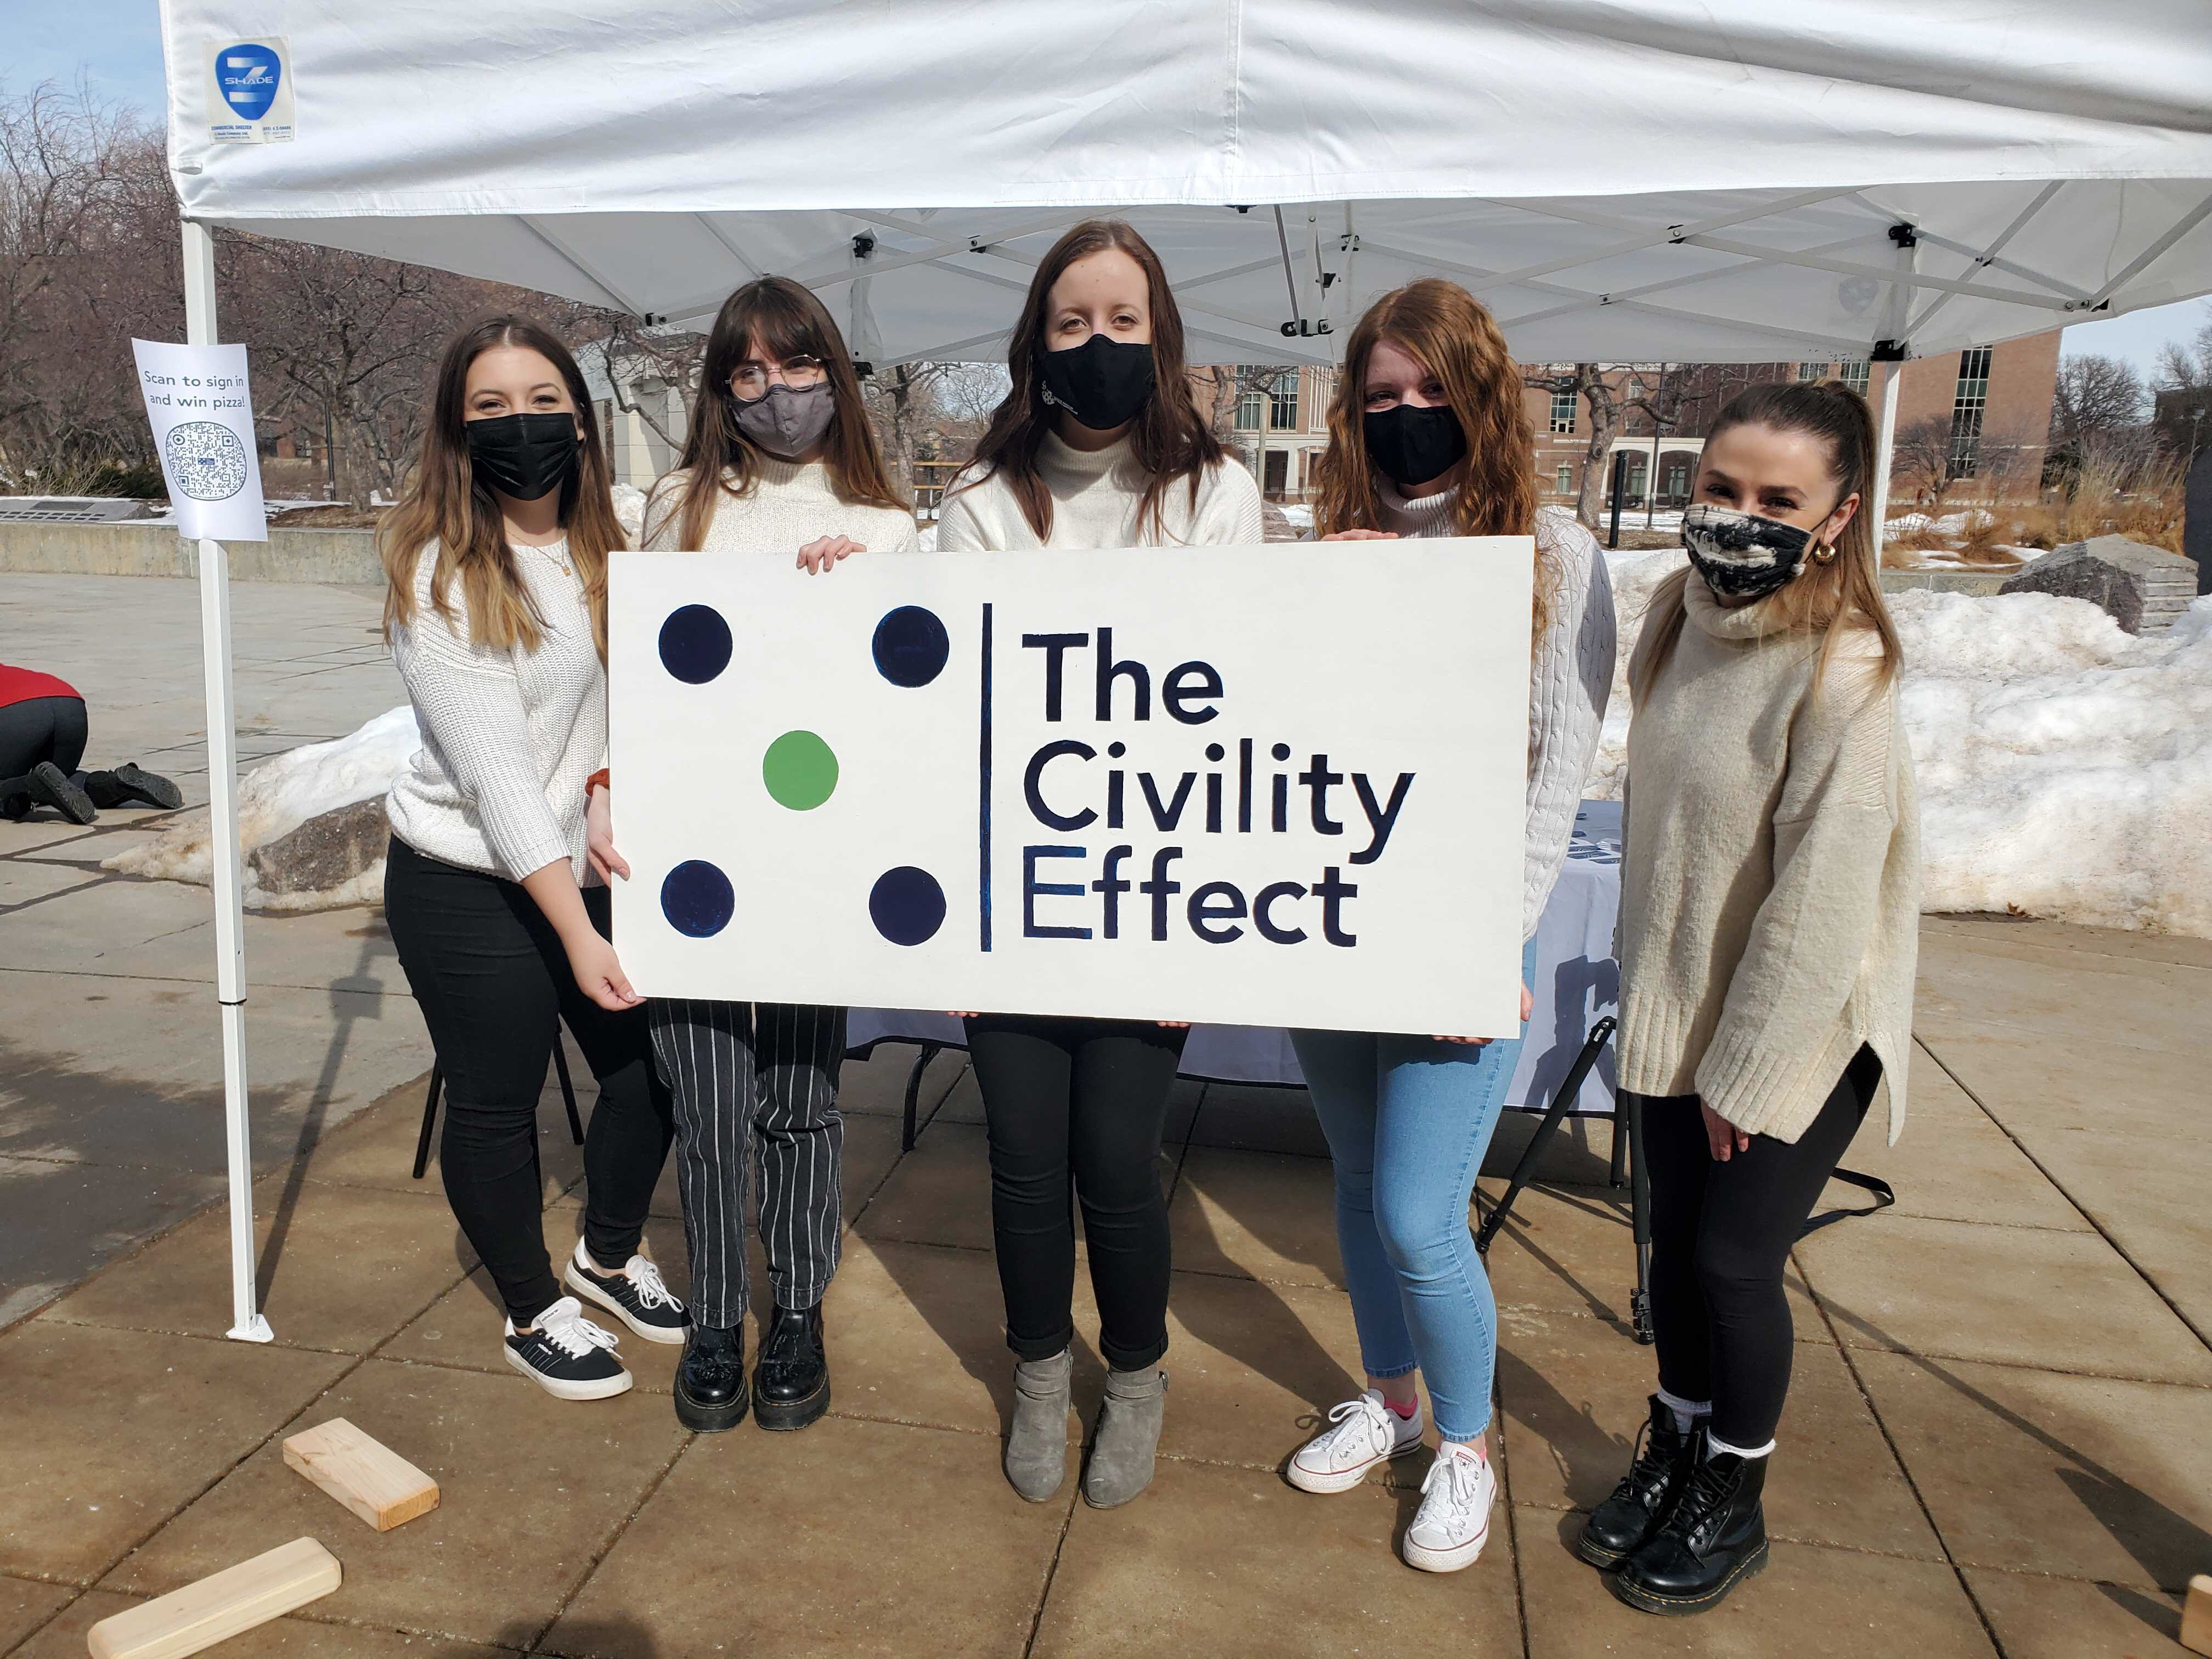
left=648, top=276, right=905, bottom=549
left=1629, top=379, right=1901, bottom=707
left=1313, top=279, right=1549, bottom=639
left=380, top=315, right=621, bottom=660
left=953, top=219, right=1223, bottom=543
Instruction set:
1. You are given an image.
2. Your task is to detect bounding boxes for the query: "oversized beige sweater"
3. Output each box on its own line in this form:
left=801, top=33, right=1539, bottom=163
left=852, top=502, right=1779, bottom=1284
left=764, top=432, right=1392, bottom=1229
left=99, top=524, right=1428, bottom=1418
left=1616, top=577, right=1920, bottom=1144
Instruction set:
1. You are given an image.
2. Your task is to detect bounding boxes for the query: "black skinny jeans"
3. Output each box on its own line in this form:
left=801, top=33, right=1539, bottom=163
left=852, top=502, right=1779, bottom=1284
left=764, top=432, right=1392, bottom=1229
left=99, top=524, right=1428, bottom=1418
left=384, top=835, right=675, bottom=1325
left=0, top=695, right=89, bottom=792
left=1638, top=1043, right=1882, bottom=1448
left=962, top=1014, right=1187, bottom=1372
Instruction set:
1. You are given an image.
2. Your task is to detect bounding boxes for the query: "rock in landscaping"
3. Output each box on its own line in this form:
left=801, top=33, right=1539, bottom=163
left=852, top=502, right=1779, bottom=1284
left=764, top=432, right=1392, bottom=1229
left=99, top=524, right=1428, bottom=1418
left=247, top=797, right=391, bottom=896
left=1999, top=534, right=2197, bottom=634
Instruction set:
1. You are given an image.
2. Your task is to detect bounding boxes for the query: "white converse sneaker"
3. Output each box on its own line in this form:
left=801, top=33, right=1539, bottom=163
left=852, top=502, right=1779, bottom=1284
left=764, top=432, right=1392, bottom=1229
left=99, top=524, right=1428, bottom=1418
left=1288, top=1390, right=1425, bottom=1494
left=1403, top=1440, right=1496, bottom=1572
left=565, top=1241, right=690, bottom=1345
left=504, top=1296, right=632, bottom=1401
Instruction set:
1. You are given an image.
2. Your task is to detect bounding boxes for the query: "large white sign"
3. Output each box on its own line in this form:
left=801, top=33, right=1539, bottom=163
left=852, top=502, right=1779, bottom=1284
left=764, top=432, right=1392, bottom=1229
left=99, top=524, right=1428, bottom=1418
left=609, top=541, right=1532, bottom=1037
left=132, top=340, right=268, bottom=543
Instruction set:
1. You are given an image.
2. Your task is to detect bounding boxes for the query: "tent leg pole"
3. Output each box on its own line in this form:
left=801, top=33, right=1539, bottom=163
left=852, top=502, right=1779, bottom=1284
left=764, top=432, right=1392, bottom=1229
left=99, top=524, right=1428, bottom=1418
left=183, top=218, right=270, bottom=1345
left=1870, top=363, right=1901, bottom=551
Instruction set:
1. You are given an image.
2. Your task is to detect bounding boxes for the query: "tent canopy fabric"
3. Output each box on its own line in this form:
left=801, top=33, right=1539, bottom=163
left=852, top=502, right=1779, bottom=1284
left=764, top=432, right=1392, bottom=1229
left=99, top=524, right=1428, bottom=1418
left=162, top=0, right=2212, bottom=366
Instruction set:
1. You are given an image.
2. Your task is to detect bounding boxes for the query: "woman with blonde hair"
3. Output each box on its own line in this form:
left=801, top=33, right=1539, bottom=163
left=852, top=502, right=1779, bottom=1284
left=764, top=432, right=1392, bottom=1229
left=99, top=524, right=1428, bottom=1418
left=1581, top=378, right=1917, bottom=1616
left=381, top=315, right=682, bottom=1403
left=1280, top=279, right=1615, bottom=1576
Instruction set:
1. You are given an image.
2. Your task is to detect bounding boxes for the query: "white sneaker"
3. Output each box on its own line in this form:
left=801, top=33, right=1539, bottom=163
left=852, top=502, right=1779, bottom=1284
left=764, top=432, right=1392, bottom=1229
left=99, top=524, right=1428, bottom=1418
left=1403, top=1440, right=1496, bottom=1572
left=565, top=1241, right=691, bottom=1345
left=504, top=1296, right=633, bottom=1401
left=1287, top=1390, right=1425, bottom=1494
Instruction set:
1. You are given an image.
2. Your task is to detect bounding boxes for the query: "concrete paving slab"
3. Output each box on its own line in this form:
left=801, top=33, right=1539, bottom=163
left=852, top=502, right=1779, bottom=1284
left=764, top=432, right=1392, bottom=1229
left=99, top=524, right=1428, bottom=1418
left=100, top=1357, right=688, bottom=1651
left=1925, top=1022, right=2204, bottom=1144
left=1186, top=1081, right=1331, bottom=1157
left=0, top=1156, right=228, bottom=1329
left=1961, top=1567, right=2194, bottom=1658
left=279, top=1072, right=582, bottom=1203
left=0, top=1575, right=77, bottom=1653
left=12, top=1590, right=512, bottom=1657
left=1915, top=930, right=2205, bottom=1056
left=1797, top=1212, right=2212, bottom=1384
left=1167, top=1144, right=1345, bottom=1289
left=1032, top=1455, right=1518, bottom=1657
left=0, top=1320, right=350, bottom=1584
left=1848, top=1348, right=2212, bottom=1592
left=1153, top=1267, right=1366, bottom=1471
left=1922, top=911, right=2212, bottom=972
left=851, top=1122, right=998, bottom=1253
left=0, top=863, right=100, bottom=906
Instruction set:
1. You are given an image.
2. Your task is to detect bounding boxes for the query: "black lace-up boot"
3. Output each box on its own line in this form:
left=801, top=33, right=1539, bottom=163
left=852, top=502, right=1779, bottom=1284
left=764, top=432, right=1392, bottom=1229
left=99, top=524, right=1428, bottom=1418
left=674, top=1323, right=747, bottom=1432
left=1576, top=1395, right=1699, bottom=1568
left=753, top=1304, right=830, bottom=1431
left=1611, top=1430, right=1770, bottom=1615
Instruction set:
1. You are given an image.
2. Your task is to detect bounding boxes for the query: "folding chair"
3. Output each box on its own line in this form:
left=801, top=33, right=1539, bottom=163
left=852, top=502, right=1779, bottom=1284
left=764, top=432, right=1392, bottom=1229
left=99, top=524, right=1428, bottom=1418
left=412, top=1042, right=586, bottom=1179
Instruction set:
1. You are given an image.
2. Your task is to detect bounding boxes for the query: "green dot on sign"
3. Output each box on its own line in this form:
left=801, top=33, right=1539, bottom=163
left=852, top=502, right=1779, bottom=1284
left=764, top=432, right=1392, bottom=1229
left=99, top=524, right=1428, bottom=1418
left=762, top=730, right=838, bottom=811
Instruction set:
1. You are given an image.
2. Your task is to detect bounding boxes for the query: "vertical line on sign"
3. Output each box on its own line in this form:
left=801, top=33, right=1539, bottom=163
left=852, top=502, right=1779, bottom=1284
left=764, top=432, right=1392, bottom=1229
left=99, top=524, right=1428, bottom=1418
left=1238, top=737, right=1253, bottom=832
left=979, top=601, right=994, bottom=952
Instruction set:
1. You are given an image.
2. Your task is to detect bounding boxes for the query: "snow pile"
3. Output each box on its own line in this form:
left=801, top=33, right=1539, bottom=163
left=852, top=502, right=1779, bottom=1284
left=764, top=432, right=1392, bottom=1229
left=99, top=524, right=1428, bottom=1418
left=916, top=522, right=939, bottom=554
left=612, top=483, right=647, bottom=544
left=105, top=706, right=421, bottom=910
left=1587, top=546, right=1690, bottom=799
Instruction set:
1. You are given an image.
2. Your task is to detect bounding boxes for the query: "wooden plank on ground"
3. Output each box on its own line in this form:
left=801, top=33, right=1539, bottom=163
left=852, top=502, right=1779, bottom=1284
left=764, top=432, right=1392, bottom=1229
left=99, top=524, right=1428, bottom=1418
left=2181, top=1573, right=2212, bottom=1657
left=282, top=1417, right=440, bottom=1532
left=85, top=1537, right=340, bottom=1659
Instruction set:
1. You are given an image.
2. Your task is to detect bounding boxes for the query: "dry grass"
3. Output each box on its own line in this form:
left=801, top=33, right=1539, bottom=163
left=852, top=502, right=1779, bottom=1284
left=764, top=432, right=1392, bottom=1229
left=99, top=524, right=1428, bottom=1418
left=2008, top=457, right=2187, bottom=554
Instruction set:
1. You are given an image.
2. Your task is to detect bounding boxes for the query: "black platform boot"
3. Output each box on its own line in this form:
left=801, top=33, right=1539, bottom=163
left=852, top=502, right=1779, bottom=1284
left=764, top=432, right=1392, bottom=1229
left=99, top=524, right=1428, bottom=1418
left=674, top=1323, right=748, bottom=1432
left=1576, top=1395, right=1699, bottom=1568
left=1611, top=1431, right=1769, bottom=1616
left=753, top=1304, right=830, bottom=1431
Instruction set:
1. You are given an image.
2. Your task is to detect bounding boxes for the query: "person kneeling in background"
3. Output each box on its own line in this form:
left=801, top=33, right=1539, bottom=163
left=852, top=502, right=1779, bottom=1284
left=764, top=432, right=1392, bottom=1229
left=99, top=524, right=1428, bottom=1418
left=0, top=662, right=182, bottom=824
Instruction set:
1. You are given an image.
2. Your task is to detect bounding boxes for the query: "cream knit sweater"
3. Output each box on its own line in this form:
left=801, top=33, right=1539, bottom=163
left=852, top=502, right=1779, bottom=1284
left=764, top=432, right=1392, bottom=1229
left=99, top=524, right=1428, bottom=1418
left=1376, top=486, right=1616, bottom=940
left=384, top=537, right=605, bottom=885
left=641, top=454, right=922, bottom=556
left=1616, top=577, right=1921, bottom=1144
left=935, top=430, right=1263, bottom=551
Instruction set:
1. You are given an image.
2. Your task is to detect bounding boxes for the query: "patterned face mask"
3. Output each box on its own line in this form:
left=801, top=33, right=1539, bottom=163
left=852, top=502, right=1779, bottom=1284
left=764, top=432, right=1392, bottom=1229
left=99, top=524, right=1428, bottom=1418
left=1681, top=503, right=1829, bottom=600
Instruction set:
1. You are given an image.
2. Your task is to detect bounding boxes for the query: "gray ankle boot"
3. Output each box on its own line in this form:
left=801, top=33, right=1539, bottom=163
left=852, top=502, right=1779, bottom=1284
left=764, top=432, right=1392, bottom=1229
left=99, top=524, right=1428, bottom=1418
left=1084, top=1365, right=1167, bottom=1509
left=1004, top=1350, right=1074, bottom=1502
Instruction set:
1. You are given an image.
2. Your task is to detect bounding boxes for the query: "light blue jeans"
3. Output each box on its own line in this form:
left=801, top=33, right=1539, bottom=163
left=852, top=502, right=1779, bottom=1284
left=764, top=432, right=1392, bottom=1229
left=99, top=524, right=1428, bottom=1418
left=1291, top=936, right=1539, bottom=1443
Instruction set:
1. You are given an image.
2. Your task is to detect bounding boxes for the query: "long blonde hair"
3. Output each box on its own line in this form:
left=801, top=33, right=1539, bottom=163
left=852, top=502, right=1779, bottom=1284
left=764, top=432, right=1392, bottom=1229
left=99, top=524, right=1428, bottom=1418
left=1312, top=279, right=1551, bottom=642
left=380, top=315, right=623, bottom=661
left=1629, top=379, right=1901, bottom=706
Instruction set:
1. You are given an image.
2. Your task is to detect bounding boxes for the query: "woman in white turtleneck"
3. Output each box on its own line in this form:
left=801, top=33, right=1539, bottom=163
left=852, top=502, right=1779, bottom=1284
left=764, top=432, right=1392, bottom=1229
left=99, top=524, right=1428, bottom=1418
left=1279, top=279, right=1615, bottom=1579
left=938, top=219, right=1261, bottom=1513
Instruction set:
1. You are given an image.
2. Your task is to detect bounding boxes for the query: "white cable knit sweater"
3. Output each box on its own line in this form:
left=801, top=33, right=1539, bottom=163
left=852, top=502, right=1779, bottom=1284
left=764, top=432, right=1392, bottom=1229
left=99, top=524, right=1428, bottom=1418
left=383, top=538, right=605, bottom=885
left=1374, top=486, right=1617, bottom=940
left=935, top=431, right=1263, bottom=550
left=641, top=454, right=922, bottom=556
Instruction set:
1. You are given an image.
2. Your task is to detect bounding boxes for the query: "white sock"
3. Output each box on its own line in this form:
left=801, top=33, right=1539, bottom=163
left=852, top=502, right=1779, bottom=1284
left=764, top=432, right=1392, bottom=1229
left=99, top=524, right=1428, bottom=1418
left=1656, top=1387, right=1711, bottom=1436
left=1705, top=1430, right=1774, bottom=1461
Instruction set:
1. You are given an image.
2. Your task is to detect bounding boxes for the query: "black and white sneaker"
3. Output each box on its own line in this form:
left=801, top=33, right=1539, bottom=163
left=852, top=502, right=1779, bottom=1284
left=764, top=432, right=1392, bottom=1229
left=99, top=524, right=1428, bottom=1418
left=504, top=1296, right=632, bottom=1400
left=565, top=1241, right=691, bottom=1345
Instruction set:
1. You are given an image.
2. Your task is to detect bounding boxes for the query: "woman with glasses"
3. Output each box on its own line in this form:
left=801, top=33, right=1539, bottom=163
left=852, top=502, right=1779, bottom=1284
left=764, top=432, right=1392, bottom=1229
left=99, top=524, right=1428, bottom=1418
left=592, top=276, right=916, bottom=1435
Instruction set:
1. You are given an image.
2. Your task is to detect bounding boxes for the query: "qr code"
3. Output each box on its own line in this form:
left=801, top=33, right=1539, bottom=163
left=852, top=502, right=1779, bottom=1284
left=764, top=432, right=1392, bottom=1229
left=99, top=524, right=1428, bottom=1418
left=164, top=421, right=250, bottom=501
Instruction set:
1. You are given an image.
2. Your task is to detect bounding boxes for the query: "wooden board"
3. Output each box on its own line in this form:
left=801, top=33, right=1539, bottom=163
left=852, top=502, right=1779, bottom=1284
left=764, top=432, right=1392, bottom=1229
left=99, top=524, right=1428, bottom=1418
left=282, top=1417, right=440, bottom=1532
left=2182, top=1573, right=2212, bottom=1657
left=86, top=1537, right=340, bottom=1659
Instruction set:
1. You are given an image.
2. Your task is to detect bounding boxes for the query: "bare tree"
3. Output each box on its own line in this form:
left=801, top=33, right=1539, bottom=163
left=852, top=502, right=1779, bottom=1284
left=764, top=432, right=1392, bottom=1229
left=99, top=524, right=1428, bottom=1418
left=1522, top=363, right=1705, bottom=529
left=1890, top=414, right=1964, bottom=507
left=2051, top=354, right=2148, bottom=459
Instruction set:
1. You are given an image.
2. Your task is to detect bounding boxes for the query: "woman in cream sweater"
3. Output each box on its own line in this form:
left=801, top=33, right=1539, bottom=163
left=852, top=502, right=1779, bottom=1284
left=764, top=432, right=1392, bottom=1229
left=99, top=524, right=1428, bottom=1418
left=1584, top=379, right=1920, bottom=1616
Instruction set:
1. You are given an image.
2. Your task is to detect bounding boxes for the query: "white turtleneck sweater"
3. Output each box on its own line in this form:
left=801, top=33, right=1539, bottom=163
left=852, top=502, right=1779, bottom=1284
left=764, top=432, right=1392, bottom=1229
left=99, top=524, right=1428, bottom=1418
left=935, top=431, right=1263, bottom=551
left=1372, top=484, right=1617, bottom=941
left=1617, top=577, right=1920, bottom=1144
left=641, top=455, right=922, bottom=556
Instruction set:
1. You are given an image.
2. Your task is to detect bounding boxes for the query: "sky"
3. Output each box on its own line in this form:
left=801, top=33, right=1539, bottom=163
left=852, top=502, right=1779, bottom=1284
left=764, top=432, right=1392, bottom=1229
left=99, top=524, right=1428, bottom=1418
left=8, top=1, right=2210, bottom=385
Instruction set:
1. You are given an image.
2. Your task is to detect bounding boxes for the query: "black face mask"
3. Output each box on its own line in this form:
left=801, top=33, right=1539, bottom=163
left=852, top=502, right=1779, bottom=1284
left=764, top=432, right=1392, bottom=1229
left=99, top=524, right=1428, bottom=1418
left=1036, top=334, right=1156, bottom=431
left=1681, top=503, right=1826, bottom=600
left=1362, top=403, right=1468, bottom=490
left=465, top=411, right=580, bottom=502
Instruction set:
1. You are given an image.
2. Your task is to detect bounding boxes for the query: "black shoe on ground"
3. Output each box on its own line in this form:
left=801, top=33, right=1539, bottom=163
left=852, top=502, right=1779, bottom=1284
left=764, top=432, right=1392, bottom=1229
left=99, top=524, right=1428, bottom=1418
left=1576, top=1395, right=1700, bottom=1568
left=1611, top=1431, right=1770, bottom=1616
left=564, top=1242, right=690, bottom=1345
left=754, top=1303, right=830, bottom=1431
left=503, top=1296, right=632, bottom=1402
left=26, top=763, right=95, bottom=825
left=675, top=1323, right=748, bottom=1432
left=82, top=763, right=183, bottom=812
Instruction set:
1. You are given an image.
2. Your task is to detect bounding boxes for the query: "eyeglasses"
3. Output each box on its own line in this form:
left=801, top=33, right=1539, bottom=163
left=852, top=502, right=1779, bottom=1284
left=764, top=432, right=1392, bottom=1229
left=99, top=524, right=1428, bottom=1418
left=732, top=356, right=827, bottom=398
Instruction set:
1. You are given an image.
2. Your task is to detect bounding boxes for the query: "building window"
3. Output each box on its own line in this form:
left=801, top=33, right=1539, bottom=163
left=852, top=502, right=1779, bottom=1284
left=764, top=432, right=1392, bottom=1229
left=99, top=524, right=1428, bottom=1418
left=1549, top=387, right=1576, bottom=434
left=1797, top=361, right=1826, bottom=381
left=1554, top=463, right=1573, bottom=494
left=1839, top=360, right=1870, bottom=396
left=1233, top=366, right=1265, bottom=431
left=1268, top=371, right=1299, bottom=432
left=1949, top=347, right=1991, bottom=477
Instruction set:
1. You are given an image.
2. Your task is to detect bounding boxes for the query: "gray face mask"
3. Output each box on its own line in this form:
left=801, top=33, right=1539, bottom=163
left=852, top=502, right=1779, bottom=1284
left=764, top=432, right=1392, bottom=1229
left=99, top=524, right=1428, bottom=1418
left=734, top=381, right=836, bottom=458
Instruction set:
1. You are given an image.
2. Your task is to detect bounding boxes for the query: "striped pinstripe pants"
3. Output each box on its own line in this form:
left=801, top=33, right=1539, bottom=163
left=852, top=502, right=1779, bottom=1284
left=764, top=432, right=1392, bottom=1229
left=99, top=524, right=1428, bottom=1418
left=648, top=999, right=847, bottom=1328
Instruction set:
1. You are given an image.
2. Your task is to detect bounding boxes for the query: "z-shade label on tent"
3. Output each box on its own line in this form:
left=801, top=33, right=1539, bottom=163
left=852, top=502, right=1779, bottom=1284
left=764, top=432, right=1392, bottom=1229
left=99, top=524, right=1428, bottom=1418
left=206, top=38, right=294, bottom=144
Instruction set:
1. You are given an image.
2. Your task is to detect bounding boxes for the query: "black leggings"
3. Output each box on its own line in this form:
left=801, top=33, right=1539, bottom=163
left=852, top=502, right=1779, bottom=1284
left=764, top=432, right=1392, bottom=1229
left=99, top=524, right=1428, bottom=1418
left=0, top=696, right=89, bottom=793
left=963, top=1014, right=1187, bottom=1372
left=383, top=835, right=675, bottom=1325
left=1638, top=1044, right=1882, bottom=1448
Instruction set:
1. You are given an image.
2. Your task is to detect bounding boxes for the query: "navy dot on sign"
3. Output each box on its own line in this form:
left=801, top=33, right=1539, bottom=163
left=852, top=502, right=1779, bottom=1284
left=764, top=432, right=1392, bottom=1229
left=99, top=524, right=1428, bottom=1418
left=662, top=860, right=735, bottom=939
left=659, top=604, right=733, bottom=685
left=869, top=866, right=945, bottom=946
left=871, top=605, right=950, bottom=688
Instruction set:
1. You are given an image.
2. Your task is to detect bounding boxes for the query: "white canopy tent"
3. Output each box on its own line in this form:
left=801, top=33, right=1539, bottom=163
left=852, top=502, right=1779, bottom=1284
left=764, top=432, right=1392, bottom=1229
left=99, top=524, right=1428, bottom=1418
left=155, top=0, right=2212, bottom=1337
